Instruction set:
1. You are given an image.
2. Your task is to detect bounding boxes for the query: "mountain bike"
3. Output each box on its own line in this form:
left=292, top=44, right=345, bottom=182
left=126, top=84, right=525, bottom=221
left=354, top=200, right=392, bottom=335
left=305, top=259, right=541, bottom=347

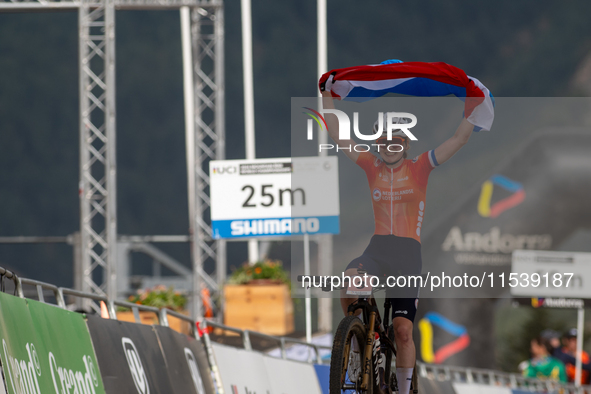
left=299, top=272, right=418, bottom=394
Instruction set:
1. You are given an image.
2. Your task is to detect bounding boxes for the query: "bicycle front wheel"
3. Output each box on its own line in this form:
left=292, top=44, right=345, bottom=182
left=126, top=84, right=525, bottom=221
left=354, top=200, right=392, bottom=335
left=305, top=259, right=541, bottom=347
left=330, top=315, right=373, bottom=394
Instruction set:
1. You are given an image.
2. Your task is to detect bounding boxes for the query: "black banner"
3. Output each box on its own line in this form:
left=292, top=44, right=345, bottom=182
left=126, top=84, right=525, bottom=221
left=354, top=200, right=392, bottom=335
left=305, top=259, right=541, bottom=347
left=86, top=315, right=175, bottom=394
left=153, top=326, right=216, bottom=394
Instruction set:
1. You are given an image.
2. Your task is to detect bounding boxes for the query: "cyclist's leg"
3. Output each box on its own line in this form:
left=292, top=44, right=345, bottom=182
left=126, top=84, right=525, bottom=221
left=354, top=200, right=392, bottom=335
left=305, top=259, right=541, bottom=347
left=389, top=298, right=418, bottom=394
left=340, top=255, right=381, bottom=316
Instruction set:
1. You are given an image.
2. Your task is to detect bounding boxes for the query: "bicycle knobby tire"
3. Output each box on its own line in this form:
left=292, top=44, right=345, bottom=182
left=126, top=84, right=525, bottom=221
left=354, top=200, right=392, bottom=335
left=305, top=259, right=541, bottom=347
left=330, top=315, right=373, bottom=394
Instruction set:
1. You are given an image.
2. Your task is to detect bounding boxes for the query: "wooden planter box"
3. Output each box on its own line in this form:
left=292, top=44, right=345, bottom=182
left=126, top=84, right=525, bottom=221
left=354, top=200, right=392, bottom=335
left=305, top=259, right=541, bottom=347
left=116, top=310, right=191, bottom=335
left=224, top=284, right=294, bottom=335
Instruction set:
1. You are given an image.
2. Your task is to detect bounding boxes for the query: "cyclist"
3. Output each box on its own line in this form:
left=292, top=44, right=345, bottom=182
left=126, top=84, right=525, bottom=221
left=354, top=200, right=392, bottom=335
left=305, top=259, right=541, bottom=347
left=321, top=90, right=474, bottom=394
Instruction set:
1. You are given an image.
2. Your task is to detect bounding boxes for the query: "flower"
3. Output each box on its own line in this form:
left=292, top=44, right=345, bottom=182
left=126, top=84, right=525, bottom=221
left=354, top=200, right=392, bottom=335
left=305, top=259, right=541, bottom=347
left=228, top=259, right=290, bottom=286
left=127, top=286, right=187, bottom=311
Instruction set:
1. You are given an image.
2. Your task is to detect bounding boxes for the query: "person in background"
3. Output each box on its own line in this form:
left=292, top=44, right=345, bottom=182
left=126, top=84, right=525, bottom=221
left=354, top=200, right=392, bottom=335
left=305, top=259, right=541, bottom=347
left=542, top=328, right=591, bottom=381
left=523, top=337, right=567, bottom=382
left=558, top=328, right=590, bottom=385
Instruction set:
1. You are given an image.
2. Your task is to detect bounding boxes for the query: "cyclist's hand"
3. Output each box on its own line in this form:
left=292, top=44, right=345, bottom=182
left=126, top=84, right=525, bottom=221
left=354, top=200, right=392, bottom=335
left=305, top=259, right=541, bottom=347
left=319, top=72, right=336, bottom=92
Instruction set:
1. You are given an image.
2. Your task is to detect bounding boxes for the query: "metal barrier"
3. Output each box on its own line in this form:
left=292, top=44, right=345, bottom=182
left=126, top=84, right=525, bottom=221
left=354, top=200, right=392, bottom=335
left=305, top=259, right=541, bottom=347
left=0, top=266, right=22, bottom=297
left=203, top=320, right=330, bottom=364
left=420, top=362, right=591, bottom=394
left=160, top=307, right=198, bottom=337
left=18, top=277, right=66, bottom=307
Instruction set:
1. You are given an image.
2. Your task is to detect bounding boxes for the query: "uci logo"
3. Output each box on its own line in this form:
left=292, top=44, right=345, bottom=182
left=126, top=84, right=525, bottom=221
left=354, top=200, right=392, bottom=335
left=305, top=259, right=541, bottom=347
left=184, top=348, right=205, bottom=394
left=372, top=188, right=382, bottom=201
left=212, top=166, right=237, bottom=175
left=122, top=338, right=149, bottom=394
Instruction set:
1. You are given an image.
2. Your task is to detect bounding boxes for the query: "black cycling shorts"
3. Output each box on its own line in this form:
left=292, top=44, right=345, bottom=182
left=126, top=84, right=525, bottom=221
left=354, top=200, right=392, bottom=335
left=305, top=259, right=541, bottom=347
left=345, top=234, right=422, bottom=323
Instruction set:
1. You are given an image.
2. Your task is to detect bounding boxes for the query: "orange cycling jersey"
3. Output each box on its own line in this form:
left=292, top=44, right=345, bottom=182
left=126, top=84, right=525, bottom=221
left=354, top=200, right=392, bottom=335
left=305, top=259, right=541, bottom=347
left=356, top=150, right=439, bottom=242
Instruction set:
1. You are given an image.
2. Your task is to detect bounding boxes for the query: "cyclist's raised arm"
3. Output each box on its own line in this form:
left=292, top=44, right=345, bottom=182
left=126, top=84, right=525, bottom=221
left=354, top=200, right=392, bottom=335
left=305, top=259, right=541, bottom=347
left=322, top=91, right=360, bottom=162
left=433, top=117, right=473, bottom=165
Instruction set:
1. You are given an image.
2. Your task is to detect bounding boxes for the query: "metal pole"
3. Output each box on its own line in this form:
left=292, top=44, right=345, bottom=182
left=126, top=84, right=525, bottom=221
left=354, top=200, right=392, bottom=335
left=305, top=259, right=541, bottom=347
left=78, top=0, right=92, bottom=299
left=575, top=308, right=584, bottom=387
left=241, top=0, right=258, bottom=264
left=214, top=5, right=228, bottom=301
left=181, top=6, right=202, bottom=319
left=316, top=0, right=333, bottom=333
left=304, top=234, right=312, bottom=343
left=105, top=0, right=118, bottom=301
left=241, top=0, right=255, bottom=160
left=317, top=0, right=327, bottom=149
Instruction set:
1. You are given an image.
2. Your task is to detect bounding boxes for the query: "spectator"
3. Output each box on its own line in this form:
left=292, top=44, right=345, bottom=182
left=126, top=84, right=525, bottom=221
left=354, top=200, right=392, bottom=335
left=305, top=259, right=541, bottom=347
left=522, top=337, right=567, bottom=382
left=558, top=328, right=590, bottom=385
left=544, top=328, right=591, bottom=380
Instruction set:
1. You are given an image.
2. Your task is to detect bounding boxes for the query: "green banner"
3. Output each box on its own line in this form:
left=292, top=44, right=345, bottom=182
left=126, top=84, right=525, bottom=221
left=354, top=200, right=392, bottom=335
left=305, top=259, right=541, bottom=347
left=0, top=292, right=105, bottom=394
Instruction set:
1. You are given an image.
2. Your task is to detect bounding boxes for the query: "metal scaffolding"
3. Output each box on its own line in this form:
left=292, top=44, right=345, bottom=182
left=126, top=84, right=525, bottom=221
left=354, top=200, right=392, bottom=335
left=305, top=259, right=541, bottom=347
left=0, top=0, right=225, bottom=318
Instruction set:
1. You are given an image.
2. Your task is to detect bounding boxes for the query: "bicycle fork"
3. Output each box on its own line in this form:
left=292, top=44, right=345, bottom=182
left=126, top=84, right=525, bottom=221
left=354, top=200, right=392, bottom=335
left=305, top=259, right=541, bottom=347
left=361, top=310, right=377, bottom=391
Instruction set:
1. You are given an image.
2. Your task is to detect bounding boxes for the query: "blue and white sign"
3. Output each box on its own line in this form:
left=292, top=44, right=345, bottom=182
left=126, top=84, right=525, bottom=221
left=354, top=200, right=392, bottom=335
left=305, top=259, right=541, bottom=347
left=209, top=157, right=340, bottom=239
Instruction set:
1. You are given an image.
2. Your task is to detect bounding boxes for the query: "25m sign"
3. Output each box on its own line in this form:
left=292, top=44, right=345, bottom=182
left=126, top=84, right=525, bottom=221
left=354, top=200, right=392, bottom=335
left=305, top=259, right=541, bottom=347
left=209, top=157, right=340, bottom=239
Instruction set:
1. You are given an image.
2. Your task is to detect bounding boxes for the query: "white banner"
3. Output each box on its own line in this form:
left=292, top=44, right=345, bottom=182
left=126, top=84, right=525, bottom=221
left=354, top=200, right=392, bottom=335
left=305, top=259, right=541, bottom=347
left=453, top=383, right=512, bottom=394
left=211, top=343, right=272, bottom=394
left=511, top=250, right=591, bottom=298
left=211, top=343, right=323, bottom=394
left=209, top=157, right=339, bottom=239
left=263, top=357, right=322, bottom=394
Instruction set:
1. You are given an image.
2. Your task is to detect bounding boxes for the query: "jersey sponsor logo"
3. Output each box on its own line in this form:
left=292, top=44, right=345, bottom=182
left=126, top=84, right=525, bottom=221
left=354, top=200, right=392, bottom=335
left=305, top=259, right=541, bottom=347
left=372, top=188, right=382, bottom=201
left=395, top=310, right=408, bottom=314
left=412, top=156, right=419, bottom=163
left=416, top=200, right=425, bottom=237
left=373, top=157, right=382, bottom=167
left=397, top=176, right=408, bottom=182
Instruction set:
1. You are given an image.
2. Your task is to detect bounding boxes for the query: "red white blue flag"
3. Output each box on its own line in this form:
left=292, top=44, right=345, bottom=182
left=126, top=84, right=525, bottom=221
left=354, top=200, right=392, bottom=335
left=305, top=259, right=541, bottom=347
left=319, top=60, right=495, bottom=131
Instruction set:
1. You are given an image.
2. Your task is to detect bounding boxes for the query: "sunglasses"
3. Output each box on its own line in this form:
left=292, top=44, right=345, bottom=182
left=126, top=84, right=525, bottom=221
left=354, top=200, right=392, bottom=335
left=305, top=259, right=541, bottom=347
left=376, top=137, right=407, bottom=146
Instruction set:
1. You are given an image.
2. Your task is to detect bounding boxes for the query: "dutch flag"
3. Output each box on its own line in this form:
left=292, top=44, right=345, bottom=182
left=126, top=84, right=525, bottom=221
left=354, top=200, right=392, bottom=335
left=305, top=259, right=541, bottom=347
left=319, top=60, right=495, bottom=132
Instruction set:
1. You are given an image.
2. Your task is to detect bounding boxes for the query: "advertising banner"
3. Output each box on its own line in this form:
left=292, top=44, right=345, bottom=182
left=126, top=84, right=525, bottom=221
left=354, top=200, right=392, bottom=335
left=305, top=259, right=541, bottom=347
left=209, top=157, right=340, bottom=239
left=263, top=357, right=322, bottom=394
left=453, top=383, right=513, bottom=394
left=152, top=326, right=215, bottom=394
left=0, top=292, right=105, bottom=394
left=0, top=372, right=6, bottom=394
left=210, top=343, right=272, bottom=394
left=85, top=315, right=174, bottom=394
left=511, top=250, right=591, bottom=298
left=313, top=365, right=329, bottom=394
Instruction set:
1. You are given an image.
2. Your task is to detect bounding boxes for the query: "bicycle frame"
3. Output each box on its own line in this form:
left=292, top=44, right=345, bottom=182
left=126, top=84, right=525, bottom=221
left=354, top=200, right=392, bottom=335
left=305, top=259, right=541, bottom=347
left=346, top=296, right=397, bottom=391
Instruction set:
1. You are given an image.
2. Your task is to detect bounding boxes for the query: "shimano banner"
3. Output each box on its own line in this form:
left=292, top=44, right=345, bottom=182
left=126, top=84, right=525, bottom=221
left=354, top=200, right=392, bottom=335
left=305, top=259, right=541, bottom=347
left=85, top=315, right=174, bottom=394
left=152, top=326, right=215, bottom=394
left=0, top=292, right=105, bottom=394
